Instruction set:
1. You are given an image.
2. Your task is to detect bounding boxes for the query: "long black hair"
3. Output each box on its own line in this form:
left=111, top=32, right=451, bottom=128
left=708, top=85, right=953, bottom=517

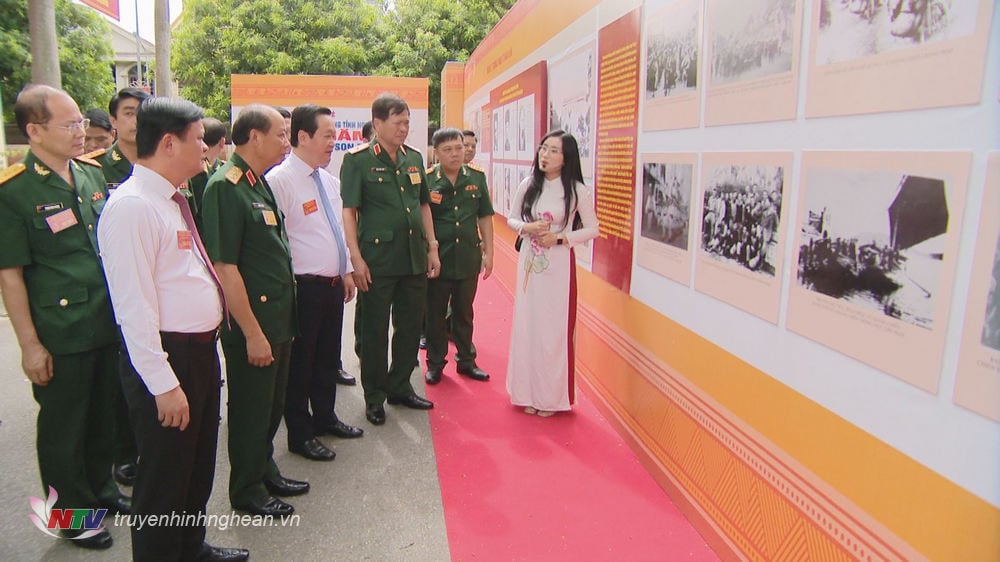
left=520, top=130, right=584, bottom=228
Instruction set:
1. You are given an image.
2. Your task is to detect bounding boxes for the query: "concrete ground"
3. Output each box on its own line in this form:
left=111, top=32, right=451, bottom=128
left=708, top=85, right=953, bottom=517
left=0, top=301, right=451, bottom=561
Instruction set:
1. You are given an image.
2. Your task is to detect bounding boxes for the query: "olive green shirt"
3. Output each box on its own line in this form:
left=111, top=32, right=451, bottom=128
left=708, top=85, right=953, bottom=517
left=426, top=163, right=494, bottom=279
left=0, top=151, right=118, bottom=354
left=96, top=142, right=134, bottom=193
left=187, top=157, right=223, bottom=220
left=340, top=141, right=431, bottom=276
left=200, top=152, right=297, bottom=344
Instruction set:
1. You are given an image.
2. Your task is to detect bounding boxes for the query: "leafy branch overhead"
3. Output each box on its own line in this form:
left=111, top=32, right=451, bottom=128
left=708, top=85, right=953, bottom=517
left=171, top=0, right=516, bottom=124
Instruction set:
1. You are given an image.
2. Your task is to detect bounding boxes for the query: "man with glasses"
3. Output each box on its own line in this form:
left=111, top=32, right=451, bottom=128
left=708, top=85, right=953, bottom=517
left=0, top=85, right=129, bottom=550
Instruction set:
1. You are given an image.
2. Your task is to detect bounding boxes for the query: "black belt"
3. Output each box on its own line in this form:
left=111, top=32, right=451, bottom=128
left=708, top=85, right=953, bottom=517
left=160, top=329, right=219, bottom=344
left=295, top=274, right=342, bottom=286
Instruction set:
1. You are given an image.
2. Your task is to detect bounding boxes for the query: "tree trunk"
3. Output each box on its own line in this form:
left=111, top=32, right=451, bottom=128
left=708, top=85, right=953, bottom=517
left=154, top=0, right=172, bottom=96
left=28, top=0, right=61, bottom=87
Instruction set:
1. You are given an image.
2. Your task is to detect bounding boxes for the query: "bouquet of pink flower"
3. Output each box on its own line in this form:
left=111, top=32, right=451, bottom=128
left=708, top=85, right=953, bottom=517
left=523, top=212, right=553, bottom=292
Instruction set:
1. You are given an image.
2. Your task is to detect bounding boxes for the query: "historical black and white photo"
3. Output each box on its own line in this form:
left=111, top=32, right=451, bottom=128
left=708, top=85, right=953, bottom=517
left=816, top=0, right=976, bottom=65
left=797, top=168, right=949, bottom=330
left=517, top=95, right=534, bottom=161
left=709, top=0, right=795, bottom=84
left=982, top=232, right=1000, bottom=351
left=641, top=162, right=693, bottom=250
left=700, top=164, right=783, bottom=276
left=549, top=45, right=595, bottom=161
left=646, top=0, right=700, bottom=99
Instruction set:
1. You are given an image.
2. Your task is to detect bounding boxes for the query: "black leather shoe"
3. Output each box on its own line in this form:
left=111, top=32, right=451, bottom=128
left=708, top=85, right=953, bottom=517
left=102, top=494, right=132, bottom=515
left=333, top=369, right=357, bottom=386
left=424, top=368, right=443, bottom=385
left=418, top=336, right=427, bottom=349
left=196, top=544, right=250, bottom=562
left=63, top=527, right=112, bottom=549
left=113, top=462, right=136, bottom=486
left=233, top=495, right=294, bottom=517
left=288, top=438, right=336, bottom=461
left=387, top=394, right=434, bottom=409
left=316, top=419, right=364, bottom=439
left=366, top=403, right=386, bottom=425
left=457, top=365, right=490, bottom=381
left=264, top=475, right=310, bottom=497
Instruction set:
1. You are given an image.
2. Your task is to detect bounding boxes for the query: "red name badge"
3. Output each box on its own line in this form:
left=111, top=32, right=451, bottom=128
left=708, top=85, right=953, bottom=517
left=45, top=209, right=78, bottom=233
left=303, top=199, right=319, bottom=215
left=430, top=191, right=443, bottom=204
left=177, top=230, right=193, bottom=250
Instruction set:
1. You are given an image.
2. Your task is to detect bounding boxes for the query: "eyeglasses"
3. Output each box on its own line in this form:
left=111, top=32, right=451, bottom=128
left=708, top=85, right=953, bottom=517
left=538, top=144, right=562, bottom=155
left=37, top=119, right=90, bottom=133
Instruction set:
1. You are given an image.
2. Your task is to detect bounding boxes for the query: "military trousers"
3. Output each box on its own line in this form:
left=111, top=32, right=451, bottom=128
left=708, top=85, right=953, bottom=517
left=32, top=343, right=120, bottom=511
left=426, top=275, right=480, bottom=371
left=355, top=273, right=426, bottom=406
left=222, top=336, right=292, bottom=506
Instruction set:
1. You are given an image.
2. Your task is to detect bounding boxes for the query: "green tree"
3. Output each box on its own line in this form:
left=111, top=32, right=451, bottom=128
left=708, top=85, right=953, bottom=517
left=0, top=0, right=115, bottom=122
left=376, top=0, right=517, bottom=125
left=171, top=0, right=514, bottom=125
left=172, top=0, right=382, bottom=120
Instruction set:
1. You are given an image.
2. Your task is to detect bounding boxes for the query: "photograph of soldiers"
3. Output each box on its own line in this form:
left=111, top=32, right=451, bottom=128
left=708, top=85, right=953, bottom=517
left=816, top=0, right=973, bottom=65
left=709, top=0, right=795, bottom=85
left=641, top=162, right=692, bottom=250
left=646, top=0, right=700, bottom=99
left=797, top=168, right=948, bottom=330
left=700, top=164, right=783, bottom=276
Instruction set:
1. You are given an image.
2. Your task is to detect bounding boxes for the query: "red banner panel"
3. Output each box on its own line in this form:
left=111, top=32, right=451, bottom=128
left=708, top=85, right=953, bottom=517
left=80, top=0, right=120, bottom=21
left=593, top=9, right=641, bottom=293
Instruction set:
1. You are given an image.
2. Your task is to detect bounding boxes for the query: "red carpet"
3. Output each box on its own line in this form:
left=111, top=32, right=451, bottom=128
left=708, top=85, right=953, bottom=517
left=424, top=277, right=719, bottom=561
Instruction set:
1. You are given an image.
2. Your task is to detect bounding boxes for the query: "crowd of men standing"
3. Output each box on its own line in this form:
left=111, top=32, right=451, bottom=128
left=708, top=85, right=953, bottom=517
left=0, top=84, right=494, bottom=561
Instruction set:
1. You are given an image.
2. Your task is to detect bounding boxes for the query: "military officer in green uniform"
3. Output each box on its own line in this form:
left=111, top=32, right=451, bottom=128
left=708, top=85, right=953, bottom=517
left=422, top=128, right=495, bottom=385
left=341, top=93, right=441, bottom=426
left=186, top=116, right=228, bottom=223
left=0, top=85, right=127, bottom=550
left=201, top=104, right=308, bottom=517
left=81, top=87, right=150, bottom=487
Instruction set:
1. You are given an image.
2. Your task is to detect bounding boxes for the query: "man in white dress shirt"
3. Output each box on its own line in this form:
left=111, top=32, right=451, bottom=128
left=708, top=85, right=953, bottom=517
left=98, top=97, right=248, bottom=562
left=267, top=104, right=363, bottom=462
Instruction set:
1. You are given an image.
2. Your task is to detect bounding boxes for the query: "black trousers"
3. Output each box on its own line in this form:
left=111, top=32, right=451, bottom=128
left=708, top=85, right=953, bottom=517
left=285, top=277, right=345, bottom=444
left=121, top=333, right=222, bottom=561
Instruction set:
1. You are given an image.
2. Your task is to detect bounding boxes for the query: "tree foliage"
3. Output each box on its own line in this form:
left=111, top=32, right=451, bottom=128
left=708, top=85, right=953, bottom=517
left=171, top=0, right=516, bottom=125
left=0, top=0, right=115, bottom=122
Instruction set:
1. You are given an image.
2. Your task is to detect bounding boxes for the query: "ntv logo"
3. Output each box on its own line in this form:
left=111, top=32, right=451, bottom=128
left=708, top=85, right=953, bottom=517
left=28, top=486, right=108, bottom=539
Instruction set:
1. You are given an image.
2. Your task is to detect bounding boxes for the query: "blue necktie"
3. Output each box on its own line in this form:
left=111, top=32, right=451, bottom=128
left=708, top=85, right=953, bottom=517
left=310, top=169, right=348, bottom=276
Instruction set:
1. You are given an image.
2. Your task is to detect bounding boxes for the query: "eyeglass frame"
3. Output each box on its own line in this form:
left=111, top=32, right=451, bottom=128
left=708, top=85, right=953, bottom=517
left=33, top=118, right=91, bottom=133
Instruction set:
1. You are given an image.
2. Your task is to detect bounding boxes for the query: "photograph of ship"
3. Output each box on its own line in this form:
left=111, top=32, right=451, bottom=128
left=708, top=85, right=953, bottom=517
left=815, top=0, right=976, bottom=65
left=700, top=164, right=783, bottom=276
left=982, top=232, right=1000, bottom=351
left=641, top=162, right=693, bottom=250
left=709, top=0, right=795, bottom=85
left=797, top=168, right=948, bottom=330
left=646, top=0, right=700, bottom=99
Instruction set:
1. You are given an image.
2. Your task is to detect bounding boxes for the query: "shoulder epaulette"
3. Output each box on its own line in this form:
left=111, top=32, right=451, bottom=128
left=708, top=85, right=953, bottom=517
left=0, top=163, right=27, bottom=186
left=74, top=155, right=103, bottom=168
left=225, top=166, right=244, bottom=184
left=425, top=166, right=436, bottom=175
left=467, top=163, right=484, bottom=174
left=82, top=148, right=107, bottom=160
left=403, top=143, right=422, bottom=155
left=348, top=142, right=369, bottom=154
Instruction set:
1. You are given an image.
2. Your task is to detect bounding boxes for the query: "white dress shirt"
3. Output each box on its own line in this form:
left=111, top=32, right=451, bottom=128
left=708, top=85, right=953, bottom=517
left=267, top=152, right=353, bottom=276
left=98, top=164, right=223, bottom=395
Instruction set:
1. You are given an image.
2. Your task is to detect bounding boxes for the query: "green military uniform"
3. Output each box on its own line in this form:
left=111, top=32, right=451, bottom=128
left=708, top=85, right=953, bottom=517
left=200, top=153, right=297, bottom=506
left=424, top=163, right=494, bottom=371
left=340, top=141, right=430, bottom=406
left=187, top=157, right=223, bottom=228
left=95, top=142, right=134, bottom=193
left=0, top=152, right=121, bottom=511
left=88, top=143, right=139, bottom=474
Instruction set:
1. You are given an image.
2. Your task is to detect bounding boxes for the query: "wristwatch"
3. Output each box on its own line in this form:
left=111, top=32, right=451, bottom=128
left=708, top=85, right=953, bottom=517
left=556, top=235, right=564, bottom=245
